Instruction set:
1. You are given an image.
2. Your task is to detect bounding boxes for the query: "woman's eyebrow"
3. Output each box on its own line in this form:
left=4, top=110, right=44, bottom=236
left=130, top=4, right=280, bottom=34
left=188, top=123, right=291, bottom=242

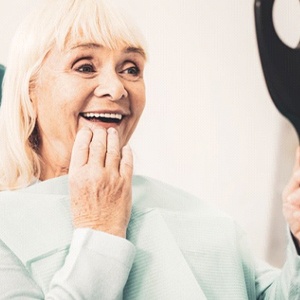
left=68, top=43, right=146, bottom=58
left=124, top=47, right=146, bottom=59
left=70, top=43, right=102, bottom=50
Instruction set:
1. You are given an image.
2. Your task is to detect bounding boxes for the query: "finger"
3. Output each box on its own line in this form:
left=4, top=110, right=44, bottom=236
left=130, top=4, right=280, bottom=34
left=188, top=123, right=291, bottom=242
left=70, top=127, right=93, bottom=171
left=105, top=128, right=121, bottom=171
left=287, top=188, right=300, bottom=205
left=283, top=147, right=300, bottom=197
left=120, top=144, right=133, bottom=178
left=284, top=169, right=300, bottom=199
left=88, top=127, right=107, bottom=166
left=292, top=210, right=300, bottom=220
left=293, top=146, right=300, bottom=172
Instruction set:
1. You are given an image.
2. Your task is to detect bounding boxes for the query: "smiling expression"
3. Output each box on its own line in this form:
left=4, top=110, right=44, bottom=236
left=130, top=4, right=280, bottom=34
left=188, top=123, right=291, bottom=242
left=30, top=43, right=146, bottom=177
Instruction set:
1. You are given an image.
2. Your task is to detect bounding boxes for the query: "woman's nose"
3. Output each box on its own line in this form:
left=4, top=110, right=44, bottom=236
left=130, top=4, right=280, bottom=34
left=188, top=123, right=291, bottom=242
left=94, top=71, right=128, bottom=101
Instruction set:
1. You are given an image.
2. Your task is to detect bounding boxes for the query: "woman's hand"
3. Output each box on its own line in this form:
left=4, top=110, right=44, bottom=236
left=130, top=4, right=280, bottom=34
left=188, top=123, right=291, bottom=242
left=283, top=146, right=300, bottom=246
left=68, top=126, right=133, bottom=238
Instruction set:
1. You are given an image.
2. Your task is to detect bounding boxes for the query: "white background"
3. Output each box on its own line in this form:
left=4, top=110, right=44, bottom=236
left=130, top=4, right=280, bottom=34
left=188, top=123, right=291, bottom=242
left=1, top=0, right=299, bottom=266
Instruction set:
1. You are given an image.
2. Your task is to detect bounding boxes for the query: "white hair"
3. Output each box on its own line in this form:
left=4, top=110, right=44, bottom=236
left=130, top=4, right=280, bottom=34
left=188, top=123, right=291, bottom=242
left=0, top=0, right=147, bottom=190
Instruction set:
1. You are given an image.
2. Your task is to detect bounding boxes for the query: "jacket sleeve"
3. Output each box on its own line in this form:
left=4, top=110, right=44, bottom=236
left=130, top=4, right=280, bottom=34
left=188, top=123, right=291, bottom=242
left=255, top=233, right=300, bottom=300
left=0, top=228, right=135, bottom=299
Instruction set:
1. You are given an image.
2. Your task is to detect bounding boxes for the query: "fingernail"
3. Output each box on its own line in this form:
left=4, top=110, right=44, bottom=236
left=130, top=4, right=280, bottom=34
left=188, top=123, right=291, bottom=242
left=293, top=211, right=300, bottom=219
left=85, top=124, right=96, bottom=131
left=294, top=170, right=300, bottom=178
left=81, top=126, right=91, bottom=131
left=108, top=127, right=117, bottom=134
left=123, top=144, right=131, bottom=150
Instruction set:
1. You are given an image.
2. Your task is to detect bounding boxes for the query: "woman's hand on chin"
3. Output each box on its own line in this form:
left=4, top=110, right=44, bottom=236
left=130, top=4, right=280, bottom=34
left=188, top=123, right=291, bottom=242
left=68, top=126, right=133, bottom=238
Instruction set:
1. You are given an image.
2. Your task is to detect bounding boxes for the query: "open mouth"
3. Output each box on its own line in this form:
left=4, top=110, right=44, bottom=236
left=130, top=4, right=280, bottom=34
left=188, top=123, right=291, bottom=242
left=80, top=112, right=123, bottom=124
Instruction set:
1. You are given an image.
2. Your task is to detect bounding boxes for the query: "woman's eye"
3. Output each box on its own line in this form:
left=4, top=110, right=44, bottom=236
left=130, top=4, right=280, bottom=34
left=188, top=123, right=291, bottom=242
left=76, top=64, right=95, bottom=73
left=122, top=66, right=140, bottom=76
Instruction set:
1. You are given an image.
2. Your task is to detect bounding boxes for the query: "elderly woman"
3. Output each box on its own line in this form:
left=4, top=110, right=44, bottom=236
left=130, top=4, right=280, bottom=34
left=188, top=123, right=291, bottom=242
left=0, top=0, right=299, bottom=299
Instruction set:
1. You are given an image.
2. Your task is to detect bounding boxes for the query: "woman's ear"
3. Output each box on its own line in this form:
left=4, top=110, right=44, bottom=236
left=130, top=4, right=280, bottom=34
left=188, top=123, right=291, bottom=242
left=29, top=78, right=38, bottom=104
left=28, top=68, right=42, bottom=104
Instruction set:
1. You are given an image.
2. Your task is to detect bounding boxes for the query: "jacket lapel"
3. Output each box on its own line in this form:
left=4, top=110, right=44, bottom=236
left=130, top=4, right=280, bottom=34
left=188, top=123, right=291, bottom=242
left=0, top=191, right=72, bottom=292
left=0, top=192, right=72, bottom=265
left=124, top=207, right=207, bottom=300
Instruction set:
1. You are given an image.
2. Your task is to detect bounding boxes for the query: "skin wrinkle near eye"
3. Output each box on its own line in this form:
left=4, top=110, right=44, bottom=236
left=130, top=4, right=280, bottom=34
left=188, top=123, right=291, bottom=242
left=70, top=49, right=144, bottom=76
left=70, top=51, right=143, bottom=81
left=72, top=56, right=94, bottom=68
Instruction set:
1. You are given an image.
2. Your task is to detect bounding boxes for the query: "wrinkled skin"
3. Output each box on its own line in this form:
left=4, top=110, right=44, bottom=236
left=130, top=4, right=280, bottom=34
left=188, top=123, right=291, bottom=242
left=69, top=127, right=133, bottom=237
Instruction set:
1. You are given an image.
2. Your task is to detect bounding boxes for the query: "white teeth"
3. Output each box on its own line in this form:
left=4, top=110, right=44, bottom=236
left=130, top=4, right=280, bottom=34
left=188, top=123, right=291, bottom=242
left=82, top=112, right=123, bottom=120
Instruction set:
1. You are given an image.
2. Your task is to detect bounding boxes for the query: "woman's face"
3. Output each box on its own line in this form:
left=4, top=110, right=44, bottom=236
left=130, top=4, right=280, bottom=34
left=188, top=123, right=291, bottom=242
left=30, top=42, right=146, bottom=173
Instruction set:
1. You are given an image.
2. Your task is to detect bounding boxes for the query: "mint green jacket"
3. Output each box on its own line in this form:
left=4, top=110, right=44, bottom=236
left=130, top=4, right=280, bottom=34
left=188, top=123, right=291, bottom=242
left=0, top=175, right=299, bottom=299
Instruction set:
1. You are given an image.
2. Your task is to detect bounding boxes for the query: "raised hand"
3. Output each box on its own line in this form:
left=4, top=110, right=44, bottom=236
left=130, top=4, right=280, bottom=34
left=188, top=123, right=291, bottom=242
left=68, top=126, right=133, bottom=238
left=283, top=146, right=300, bottom=245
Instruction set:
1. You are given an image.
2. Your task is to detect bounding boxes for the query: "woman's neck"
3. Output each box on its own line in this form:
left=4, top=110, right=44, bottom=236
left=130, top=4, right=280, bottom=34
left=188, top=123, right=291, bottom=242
left=39, top=143, right=70, bottom=181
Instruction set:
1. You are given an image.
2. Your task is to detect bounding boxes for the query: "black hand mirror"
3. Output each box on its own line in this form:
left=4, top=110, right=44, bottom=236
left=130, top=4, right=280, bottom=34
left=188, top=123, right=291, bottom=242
left=254, top=0, right=300, bottom=139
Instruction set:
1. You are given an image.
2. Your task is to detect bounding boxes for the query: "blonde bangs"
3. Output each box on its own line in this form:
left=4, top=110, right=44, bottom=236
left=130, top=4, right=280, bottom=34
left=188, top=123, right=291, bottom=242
left=54, top=0, right=147, bottom=55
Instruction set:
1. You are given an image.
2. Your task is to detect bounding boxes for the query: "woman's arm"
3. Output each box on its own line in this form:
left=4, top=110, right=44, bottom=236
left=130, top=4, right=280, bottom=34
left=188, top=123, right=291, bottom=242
left=48, top=228, right=135, bottom=299
left=0, top=229, right=135, bottom=299
left=254, top=146, right=300, bottom=299
left=255, top=234, right=300, bottom=299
